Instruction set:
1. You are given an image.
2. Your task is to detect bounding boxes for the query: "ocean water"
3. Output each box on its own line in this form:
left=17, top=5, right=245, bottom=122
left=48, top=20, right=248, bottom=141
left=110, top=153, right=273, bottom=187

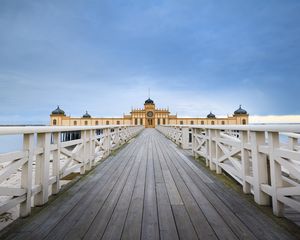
left=0, top=135, right=23, bottom=154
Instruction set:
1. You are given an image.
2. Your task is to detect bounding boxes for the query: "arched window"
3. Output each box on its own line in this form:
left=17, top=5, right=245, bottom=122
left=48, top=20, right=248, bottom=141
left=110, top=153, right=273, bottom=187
left=117, top=120, right=120, bottom=125
left=134, top=118, right=138, bottom=125
left=140, top=118, right=143, bottom=125
left=95, top=121, right=99, bottom=125
left=106, top=120, right=109, bottom=125
left=85, top=121, right=88, bottom=125
left=201, top=121, right=204, bottom=125
left=158, top=118, right=161, bottom=125
left=180, top=121, right=183, bottom=125
left=242, top=119, right=247, bottom=125
left=53, top=119, right=57, bottom=125
left=163, top=118, right=166, bottom=125
left=190, top=121, right=194, bottom=125
left=74, top=121, right=77, bottom=126
left=211, top=121, right=215, bottom=125
left=221, top=121, right=225, bottom=125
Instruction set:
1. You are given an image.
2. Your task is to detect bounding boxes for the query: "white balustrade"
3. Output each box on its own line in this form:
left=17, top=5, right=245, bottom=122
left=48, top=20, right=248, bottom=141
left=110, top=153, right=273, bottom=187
left=157, top=124, right=300, bottom=216
left=0, top=125, right=143, bottom=217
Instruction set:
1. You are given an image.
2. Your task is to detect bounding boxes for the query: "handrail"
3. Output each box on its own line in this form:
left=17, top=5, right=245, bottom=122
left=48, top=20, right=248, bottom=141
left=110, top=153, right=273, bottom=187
left=162, top=124, right=300, bottom=132
left=157, top=124, right=300, bottom=217
left=0, top=125, right=134, bottom=135
left=0, top=125, right=144, bottom=217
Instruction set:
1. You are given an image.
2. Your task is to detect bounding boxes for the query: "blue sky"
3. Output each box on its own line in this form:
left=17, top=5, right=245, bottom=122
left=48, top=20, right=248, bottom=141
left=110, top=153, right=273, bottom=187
left=0, top=0, right=300, bottom=124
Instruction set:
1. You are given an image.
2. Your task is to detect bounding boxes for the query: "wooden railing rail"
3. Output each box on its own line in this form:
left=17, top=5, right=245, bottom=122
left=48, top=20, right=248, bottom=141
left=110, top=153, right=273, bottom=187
left=157, top=124, right=300, bottom=217
left=0, top=125, right=143, bottom=217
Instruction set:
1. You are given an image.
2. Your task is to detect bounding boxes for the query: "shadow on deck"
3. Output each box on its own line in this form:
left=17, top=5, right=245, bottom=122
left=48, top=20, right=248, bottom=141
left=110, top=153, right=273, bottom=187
left=0, top=129, right=299, bottom=240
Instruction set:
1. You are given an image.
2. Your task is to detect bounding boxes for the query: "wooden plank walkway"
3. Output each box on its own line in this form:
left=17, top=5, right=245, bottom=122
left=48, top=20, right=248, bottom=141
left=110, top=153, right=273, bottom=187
left=0, top=129, right=298, bottom=240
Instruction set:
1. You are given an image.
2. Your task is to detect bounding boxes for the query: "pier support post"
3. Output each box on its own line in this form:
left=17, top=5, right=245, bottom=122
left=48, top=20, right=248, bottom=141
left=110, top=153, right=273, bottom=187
left=181, top=127, right=190, bottom=149
left=20, top=133, right=34, bottom=217
left=251, top=131, right=270, bottom=205
left=215, top=130, right=222, bottom=174
left=241, top=131, right=251, bottom=194
left=208, top=129, right=216, bottom=171
left=52, top=132, right=60, bottom=194
left=34, top=133, right=51, bottom=206
left=268, top=132, right=284, bottom=216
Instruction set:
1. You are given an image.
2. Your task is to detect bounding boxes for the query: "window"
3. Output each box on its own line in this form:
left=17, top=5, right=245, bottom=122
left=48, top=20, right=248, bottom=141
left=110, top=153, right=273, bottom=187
left=85, top=121, right=88, bottom=125
left=95, top=121, right=99, bottom=125
left=74, top=121, right=77, bottom=126
left=158, top=118, right=161, bottom=125
left=106, top=120, right=109, bottom=125
left=180, top=121, right=183, bottom=125
left=135, top=118, right=138, bottom=125
left=163, top=118, right=166, bottom=125
left=211, top=121, right=215, bottom=125
left=53, top=119, right=57, bottom=125
left=222, top=121, right=225, bottom=125
left=242, top=119, right=247, bottom=125
left=190, top=121, right=194, bottom=125
left=201, top=121, right=204, bottom=125
left=140, top=118, right=143, bottom=125
left=117, top=120, right=120, bottom=125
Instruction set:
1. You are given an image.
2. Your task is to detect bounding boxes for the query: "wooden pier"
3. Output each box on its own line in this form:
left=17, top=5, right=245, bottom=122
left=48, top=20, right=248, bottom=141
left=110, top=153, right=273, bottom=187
left=0, top=129, right=298, bottom=240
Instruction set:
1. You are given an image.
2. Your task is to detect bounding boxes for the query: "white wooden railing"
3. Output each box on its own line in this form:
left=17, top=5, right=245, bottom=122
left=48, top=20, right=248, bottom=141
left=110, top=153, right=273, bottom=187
left=0, top=125, right=143, bottom=217
left=157, top=124, right=300, bottom=216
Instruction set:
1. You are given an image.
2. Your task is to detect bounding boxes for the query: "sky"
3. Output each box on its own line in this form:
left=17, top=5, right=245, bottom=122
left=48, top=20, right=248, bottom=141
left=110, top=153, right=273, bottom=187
left=0, top=0, right=300, bottom=124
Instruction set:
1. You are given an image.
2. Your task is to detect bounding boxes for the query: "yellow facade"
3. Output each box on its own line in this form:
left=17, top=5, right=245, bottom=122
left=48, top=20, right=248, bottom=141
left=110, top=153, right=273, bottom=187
left=50, top=99, right=249, bottom=127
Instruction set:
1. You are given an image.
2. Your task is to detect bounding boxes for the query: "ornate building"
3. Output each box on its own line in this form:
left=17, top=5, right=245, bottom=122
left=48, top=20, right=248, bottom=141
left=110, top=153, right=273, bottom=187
left=50, top=98, right=249, bottom=127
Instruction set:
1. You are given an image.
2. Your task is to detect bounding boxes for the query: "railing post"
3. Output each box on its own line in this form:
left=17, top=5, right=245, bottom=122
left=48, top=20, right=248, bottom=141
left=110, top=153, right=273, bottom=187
left=52, top=132, right=61, bottom=195
left=20, top=133, right=34, bottom=217
left=208, top=129, right=216, bottom=171
left=91, top=129, right=96, bottom=166
left=80, top=130, right=87, bottom=174
left=86, top=130, right=92, bottom=171
left=215, top=129, right=222, bottom=174
left=205, top=129, right=209, bottom=167
left=251, top=131, right=270, bottom=205
left=181, top=127, right=190, bottom=149
left=114, top=127, right=120, bottom=148
left=192, top=128, right=199, bottom=158
left=268, top=132, right=284, bottom=216
left=241, top=131, right=251, bottom=194
left=103, top=128, right=111, bottom=157
left=34, top=132, right=51, bottom=206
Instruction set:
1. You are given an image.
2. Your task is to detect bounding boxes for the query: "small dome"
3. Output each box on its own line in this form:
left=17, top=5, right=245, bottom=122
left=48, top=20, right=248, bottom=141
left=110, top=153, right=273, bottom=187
left=51, top=106, right=65, bottom=115
left=234, top=105, right=248, bottom=115
left=82, top=110, right=91, bottom=118
left=145, top=98, right=154, bottom=104
left=207, top=112, right=216, bottom=118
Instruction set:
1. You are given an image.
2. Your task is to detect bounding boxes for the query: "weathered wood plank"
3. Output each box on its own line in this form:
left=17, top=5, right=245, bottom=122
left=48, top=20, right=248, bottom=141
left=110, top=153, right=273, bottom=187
left=100, top=145, right=145, bottom=240
left=152, top=140, right=179, bottom=240
left=121, top=138, right=148, bottom=240
left=154, top=136, right=218, bottom=240
left=80, top=134, right=148, bottom=240
left=141, top=137, right=160, bottom=240
left=172, top=205, right=198, bottom=240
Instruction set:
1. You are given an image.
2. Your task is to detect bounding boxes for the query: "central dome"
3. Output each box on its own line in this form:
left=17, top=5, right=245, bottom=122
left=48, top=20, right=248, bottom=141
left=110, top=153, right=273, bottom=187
left=207, top=112, right=216, bottom=118
left=144, top=98, right=154, bottom=104
left=82, top=111, right=91, bottom=118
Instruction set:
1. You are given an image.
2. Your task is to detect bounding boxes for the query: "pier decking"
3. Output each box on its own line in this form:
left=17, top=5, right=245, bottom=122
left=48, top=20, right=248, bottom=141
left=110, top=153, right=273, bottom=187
left=0, top=129, right=297, bottom=240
